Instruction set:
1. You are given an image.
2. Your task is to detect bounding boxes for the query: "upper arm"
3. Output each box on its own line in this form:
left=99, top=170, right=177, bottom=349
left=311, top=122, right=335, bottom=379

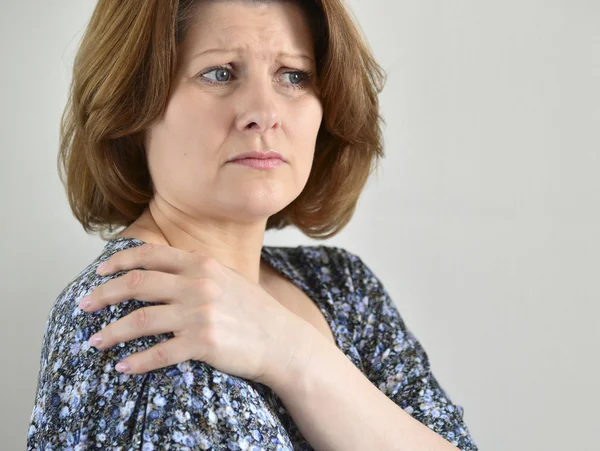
left=340, top=250, right=479, bottom=451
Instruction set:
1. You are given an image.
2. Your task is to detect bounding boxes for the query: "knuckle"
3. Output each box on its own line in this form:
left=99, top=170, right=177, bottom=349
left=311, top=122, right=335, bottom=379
left=199, top=326, right=217, bottom=348
left=154, top=346, right=170, bottom=366
left=199, top=256, right=220, bottom=273
left=127, top=269, right=144, bottom=290
left=139, top=243, right=155, bottom=256
left=201, top=304, right=218, bottom=326
left=189, top=278, right=222, bottom=299
left=176, top=248, right=189, bottom=266
left=171, top=302, right=185, bottom=318
left=189, top=251, right=205, bottom=267
left=133, top=308, right=149, bottom=330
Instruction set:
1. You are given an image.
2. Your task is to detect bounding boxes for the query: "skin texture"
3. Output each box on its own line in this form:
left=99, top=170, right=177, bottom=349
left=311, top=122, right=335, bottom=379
left=120, top=0, right=323, bottom=286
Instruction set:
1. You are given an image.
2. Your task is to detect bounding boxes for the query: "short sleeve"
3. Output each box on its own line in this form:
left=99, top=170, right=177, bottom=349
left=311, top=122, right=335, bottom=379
left=27, top=264, right=296, bottom=450
left=344, top=251, right=478, bottom=451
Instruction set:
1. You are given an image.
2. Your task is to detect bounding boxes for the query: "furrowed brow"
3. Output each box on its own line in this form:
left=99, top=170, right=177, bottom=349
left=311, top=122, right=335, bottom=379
left=191, top=47, right=314, bottom=63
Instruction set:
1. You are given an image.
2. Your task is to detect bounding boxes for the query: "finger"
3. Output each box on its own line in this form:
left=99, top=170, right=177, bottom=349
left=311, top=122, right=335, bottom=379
left=89, top=304, right=183, bottom=350
left=115, top=336, right=192, bottom=374
left=82, top=269, right=187, bottom=312
left=96, top=242, right=212, bottom=277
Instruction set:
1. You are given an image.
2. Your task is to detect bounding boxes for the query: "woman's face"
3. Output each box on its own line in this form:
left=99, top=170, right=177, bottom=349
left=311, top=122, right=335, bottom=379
left=143, top=0, right=323, bottom=223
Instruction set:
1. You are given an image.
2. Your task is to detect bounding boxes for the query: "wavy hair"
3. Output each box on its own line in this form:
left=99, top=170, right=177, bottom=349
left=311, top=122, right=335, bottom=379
left=58, top=0, right=387, bottom=241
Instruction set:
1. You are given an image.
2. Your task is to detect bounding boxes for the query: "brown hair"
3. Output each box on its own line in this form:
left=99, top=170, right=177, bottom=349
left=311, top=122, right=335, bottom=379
left=58, top=0, right=387, bottom=241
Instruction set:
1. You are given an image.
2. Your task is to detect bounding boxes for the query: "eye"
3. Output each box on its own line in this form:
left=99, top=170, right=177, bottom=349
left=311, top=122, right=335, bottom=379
left=282, top=70, right=314, bottom=90
left=197, top=65, right=314, bottom=90
left=201, top=67, right=232, bottom=83
left=283, top=72, right=305, bottom=86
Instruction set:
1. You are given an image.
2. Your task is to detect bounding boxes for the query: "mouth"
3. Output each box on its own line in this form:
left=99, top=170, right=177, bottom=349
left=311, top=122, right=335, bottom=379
left=228, top=157, right=285, bottom=169
left=228, top=149, right=285, bottom=163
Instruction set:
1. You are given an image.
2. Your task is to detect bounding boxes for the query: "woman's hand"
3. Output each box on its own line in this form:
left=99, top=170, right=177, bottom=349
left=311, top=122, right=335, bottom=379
left=78, top=242, right=318, bottom=389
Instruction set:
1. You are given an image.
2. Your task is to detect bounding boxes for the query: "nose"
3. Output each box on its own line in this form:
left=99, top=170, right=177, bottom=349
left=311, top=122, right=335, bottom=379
left=234, top=78, right=282, bottom=135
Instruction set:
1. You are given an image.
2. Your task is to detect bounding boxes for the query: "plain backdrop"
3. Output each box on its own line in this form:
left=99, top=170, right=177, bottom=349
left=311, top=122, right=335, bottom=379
left=2, top=1, right=599, bottom=450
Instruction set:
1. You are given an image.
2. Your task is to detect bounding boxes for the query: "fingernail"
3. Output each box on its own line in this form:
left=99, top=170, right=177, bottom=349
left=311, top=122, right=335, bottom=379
left=79, top=297, right=91, bottom=310
left=115, top=362, right=130, bottom=373
left=96, top=263, right=108, bottom=274
left=90, top=334, right=103, bottom=347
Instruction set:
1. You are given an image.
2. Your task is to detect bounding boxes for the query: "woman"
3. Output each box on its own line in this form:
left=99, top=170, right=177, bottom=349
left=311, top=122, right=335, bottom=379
left=27, top=0, right=478, bottom=450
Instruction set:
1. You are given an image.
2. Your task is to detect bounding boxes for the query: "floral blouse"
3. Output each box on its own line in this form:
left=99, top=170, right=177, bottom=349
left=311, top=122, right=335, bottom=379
left=27, top=237, right=478, bottom=450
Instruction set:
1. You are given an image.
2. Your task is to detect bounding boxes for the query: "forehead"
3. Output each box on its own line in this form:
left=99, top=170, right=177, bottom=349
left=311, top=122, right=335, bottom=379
left=179, top=1, right=314, bottom=59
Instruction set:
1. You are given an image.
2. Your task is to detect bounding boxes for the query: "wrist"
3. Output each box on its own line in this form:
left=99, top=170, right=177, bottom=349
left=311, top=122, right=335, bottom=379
left=261, top=318, right=321, bottom=395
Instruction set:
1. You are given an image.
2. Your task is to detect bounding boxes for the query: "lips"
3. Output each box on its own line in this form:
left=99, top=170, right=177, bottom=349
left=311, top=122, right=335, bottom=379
left=228, top=150, right=285, bottom=162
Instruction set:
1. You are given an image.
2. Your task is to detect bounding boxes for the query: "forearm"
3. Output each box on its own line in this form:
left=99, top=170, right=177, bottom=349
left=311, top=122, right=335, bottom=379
left=269, top=326, right=461, bottom=451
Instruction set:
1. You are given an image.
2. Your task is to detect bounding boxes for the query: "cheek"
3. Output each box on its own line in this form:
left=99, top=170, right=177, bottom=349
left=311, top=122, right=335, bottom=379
left=286, top=100, right=322, bottom=185
left=286, top=99, right=323, bottom=146
left=165, top=93, right=227, bottom=143
left=145, top=96, right=225, bottom=190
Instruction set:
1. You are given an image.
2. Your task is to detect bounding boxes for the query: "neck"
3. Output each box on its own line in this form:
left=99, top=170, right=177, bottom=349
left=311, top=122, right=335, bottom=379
left=118, top=197, right=271, bottom=285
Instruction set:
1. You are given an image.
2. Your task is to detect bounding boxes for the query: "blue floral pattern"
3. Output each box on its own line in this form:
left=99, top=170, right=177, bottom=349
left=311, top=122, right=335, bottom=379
left=27, top=237, right=477, bottom=450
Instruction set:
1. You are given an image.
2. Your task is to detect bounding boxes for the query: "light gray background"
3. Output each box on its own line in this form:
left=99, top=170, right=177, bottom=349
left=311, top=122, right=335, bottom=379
left=2, top=1, right=598, bottom=450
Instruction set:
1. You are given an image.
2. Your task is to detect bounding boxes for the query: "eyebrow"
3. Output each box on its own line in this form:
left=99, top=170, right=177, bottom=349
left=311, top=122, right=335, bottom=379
left=191, top=47, right=314, bottom=63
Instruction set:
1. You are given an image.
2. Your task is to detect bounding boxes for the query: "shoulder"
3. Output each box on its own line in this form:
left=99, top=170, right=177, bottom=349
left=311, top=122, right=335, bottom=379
left=39, top=238, right=150, bottom=366
left=288, top=245, right=394, bottom=324
left=267, top=243, right=362, bottom=269
left=48, top=237, right=146, bottom=316
left=299, top=244, right=372, bottom=274
left=30, top=238, right=295, bottom=448
left=264, top=243, right=347, bottom=272
left=297, top=244, right=377, bottom=284
left=265, top=243, right=380, bottom=296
